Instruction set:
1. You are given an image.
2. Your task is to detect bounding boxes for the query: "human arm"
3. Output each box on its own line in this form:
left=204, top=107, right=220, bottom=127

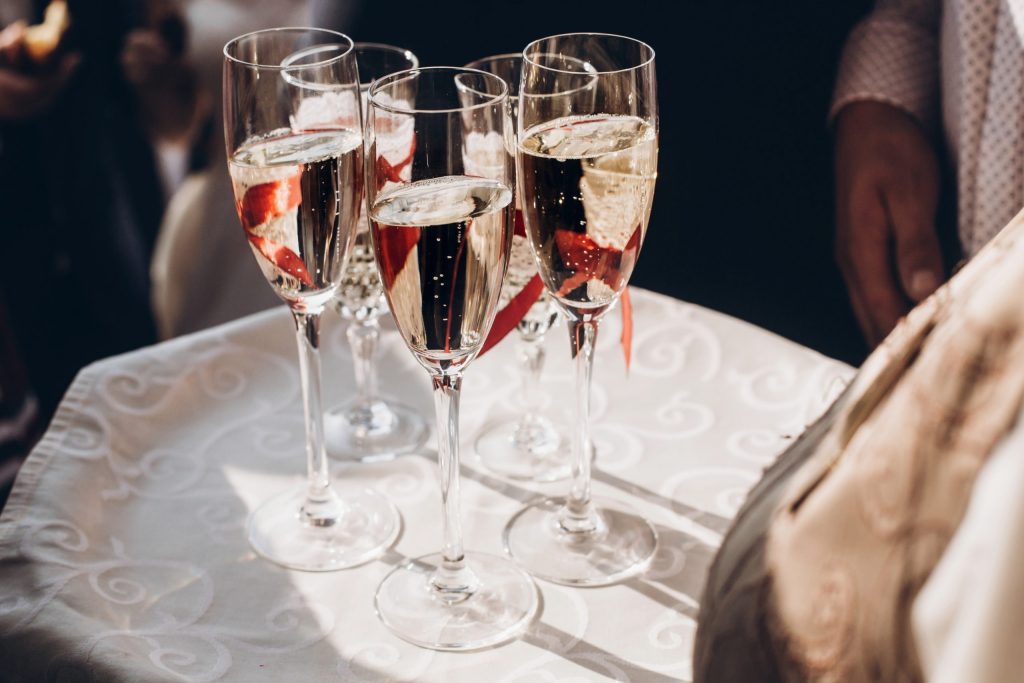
left=831, top=0, right=945, bottom=346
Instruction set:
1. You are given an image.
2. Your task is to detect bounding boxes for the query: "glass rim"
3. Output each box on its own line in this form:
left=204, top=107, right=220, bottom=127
left=463, top=52, right=522, bottom=69
left=355, top=41, right=420, bottom=67
left=355, top=42, right=419, bottom=91
left=522, top=32, right=655, bottom=75
left=461, top=54, right=523, bottom=101
left=368, top=66, right=508, bottom=115
left=223, top=27, right=355, bottom=70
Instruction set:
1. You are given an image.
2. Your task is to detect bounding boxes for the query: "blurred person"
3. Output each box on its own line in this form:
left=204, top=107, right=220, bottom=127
left=0, top=0, right=199, bottom=490
left=832, top=0, right=1024, bottom=346
left=151, top=0, right=362, bottom=338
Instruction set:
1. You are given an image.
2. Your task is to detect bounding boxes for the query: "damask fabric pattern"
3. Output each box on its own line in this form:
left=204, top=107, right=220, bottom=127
left=0, top=289, right=850, bottom=682
left=831, top=0, right=1024, bottom=256
left=696, top=212, right=1024, bottom=682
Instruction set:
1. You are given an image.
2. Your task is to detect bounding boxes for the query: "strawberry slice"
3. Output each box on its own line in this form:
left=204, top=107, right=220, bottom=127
left=552, top=224, right=640, bottom=369
left=479, top=218, right=637, bottom=367
left=236, top=172, right=313, bottom=288
left=553, top=224, right=642, bottom=298
left=375, top=224, right=421, bottom=291
left=246, top=233, right=315, bottom=288
left=554, top=229, right=621, bottom=298
left=513, top=208, right=527, bottom=238
left=376, top=135, right=417, bottom=189
left=238, top=173, right=302, bottom=232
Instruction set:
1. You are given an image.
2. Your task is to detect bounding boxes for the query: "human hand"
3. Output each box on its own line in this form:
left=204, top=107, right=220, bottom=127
left=834, top=100, right=944, bottom=347
left=0, top=21, right=79, bottom=120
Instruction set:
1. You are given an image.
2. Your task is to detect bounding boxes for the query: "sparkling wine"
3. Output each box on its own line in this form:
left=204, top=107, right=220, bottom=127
left=519, top=115, right=657, bottom=311
left=370, top=176, right=512, bottom=368
left=334, top=99, right=416, bottom=322
left=505, top=210, right=559, bottom=340
left=334, top=227, right=386, bottom=321
left=229, top=129, right=363, bottom=307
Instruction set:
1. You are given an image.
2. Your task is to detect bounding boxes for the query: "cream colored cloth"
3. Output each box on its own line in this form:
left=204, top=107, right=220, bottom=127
left=912, top=402, right=1024, bottom=683
left=832, top=0, right=1024, bottom=256
left=764, top=210, right=1024, bottom=681
left=0, top=289, right=851, bottom=681
left=150, top=169, right=280, bottom=339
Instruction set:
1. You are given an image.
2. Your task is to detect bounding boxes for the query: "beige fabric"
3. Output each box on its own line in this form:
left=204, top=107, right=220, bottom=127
left=832, top=0, right=1024, bottom=256
left=912, top=404, right=1024, bottom=683
left=763, top=211, right=1024, bottom=681
left=150, top=169, right=280, bottom=339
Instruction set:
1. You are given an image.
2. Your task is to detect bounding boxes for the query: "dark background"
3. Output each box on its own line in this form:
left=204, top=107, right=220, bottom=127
left=343, top=0, right=873, bottom=364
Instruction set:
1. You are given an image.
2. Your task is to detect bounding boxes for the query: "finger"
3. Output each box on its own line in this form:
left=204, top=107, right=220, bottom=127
left=836, top=200, right=880, bottom=345
left=0, top=21, right=26, bottom=66
left=839, top=188, right=909, bottom=345
left=884, top=176, right=944, bottom=302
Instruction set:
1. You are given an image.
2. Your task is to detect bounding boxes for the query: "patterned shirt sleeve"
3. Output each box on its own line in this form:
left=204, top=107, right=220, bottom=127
left=830, top=0, right=942, bottom=129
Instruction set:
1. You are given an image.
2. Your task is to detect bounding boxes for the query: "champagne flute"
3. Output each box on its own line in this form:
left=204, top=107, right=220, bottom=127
left=324, top=43, right=429, bottom=462
left=464, top=53, right=570, bottom=483
left=223, top=28, right=399, bottom=571
left=504, top=33, right=659, bottom=586
left=368, top=67, right=538, bottom=650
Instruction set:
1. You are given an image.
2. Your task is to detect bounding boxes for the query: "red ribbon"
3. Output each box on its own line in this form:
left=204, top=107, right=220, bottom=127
left=479, top=274, right=546, bottom=356
left=620, top=287, right=633, bottom=371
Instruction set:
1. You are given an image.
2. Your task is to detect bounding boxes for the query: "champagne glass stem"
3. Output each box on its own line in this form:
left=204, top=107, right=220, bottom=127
left=348, top=318, right=380, bottom=409
left=293, top=310, right=332, bottom=506
left=561, top=318, right=600, bottom=532
left=430, top=372, right=479, bottom=599
left=518, top=336, right=545, bottom=418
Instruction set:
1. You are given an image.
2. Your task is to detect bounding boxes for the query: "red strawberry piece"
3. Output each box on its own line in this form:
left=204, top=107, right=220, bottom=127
left=513, top=208, right=527, bottom=238
left=246, top=233, right=315, bottom=289
left=376, top=135, right=417, bottom=190
left=553, top=229, right=623, bottom=297
left=238, top=172, right=302, bottom=232
left=375, top=224, right=422, bottom=291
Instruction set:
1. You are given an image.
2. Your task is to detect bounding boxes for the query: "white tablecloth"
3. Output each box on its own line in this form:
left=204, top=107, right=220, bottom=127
left=0, top=288, right=851, bottom=682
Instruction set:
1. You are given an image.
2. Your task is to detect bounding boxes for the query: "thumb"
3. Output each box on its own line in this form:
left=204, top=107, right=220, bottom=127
left=884, top=178, right=944, bottom=302
left=893, top=219, right=944, bottom=302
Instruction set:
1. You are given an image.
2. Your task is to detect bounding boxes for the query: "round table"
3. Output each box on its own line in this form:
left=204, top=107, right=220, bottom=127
left=0, top=288, right=851, bottom=682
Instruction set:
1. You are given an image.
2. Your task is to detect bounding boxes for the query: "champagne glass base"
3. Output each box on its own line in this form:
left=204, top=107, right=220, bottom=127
left=324, top=399, right=429, bottom=462
left=503, top=496, right=658, bottom=586
left=474, top=418, right=571, bottom=482
left=247, top=483, right=400, bottom=572
left=374, top=552, right=539, bottom=651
